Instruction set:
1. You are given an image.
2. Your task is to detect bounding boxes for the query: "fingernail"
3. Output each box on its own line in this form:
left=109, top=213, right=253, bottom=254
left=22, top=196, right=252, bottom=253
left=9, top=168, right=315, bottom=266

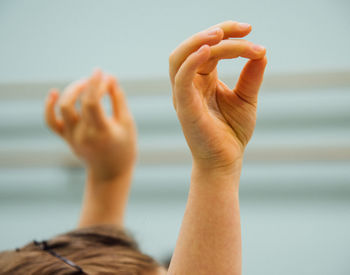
left=207, top=27, right=220, bottom=36
left=253, top=44, right=265, bottom=52
left=238, top=22, right=251, bottom=29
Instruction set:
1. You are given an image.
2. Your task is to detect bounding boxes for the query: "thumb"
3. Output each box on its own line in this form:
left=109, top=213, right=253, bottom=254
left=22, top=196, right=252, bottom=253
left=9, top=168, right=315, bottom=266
left=234, top=56, right=267, bottom=105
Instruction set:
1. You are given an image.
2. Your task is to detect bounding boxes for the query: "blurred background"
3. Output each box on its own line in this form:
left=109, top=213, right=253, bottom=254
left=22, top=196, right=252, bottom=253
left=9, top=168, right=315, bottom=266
left=0, top=0, right=349, bottom=274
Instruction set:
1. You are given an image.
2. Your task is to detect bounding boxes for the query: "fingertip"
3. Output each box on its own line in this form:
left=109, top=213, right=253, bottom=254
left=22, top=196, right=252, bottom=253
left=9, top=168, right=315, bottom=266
left=197, top=44, right=211, bottom=56
left=51, top=88, right=59, bottom=95
left=194, top=44, right=211, bottom=66
left=252, top=55, right=268, bottom=67
left=85, top=70, right=101, bottom=92
left=207, top=27, right=224, bottom=39
left=101, top=72, right=109, bottom=84
left=249, top=44, right=266, bottom=60
left=90, top=68, right=103, bottom=83
left=261, top=56, right=268, bottom=66
left=93, top=67, right=102, bottom=75
left=236, top=22, right=252, bottom=33
left=104, top=73, right=112, bottom=84
left=109, top=75, right=120, bottom=88
left=252, top=43, right=265, bottom=52
left=47, top=89, right=59, bottom=102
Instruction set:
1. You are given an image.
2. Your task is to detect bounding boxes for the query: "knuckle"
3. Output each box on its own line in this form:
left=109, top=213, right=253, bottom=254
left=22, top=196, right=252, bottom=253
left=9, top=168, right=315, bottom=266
left=243, top=39, right=251, bottom=47
left=240, top=40, right=250, bottom=49
left=193, top=31, right=206, bottom=43
left=236, top=40, right=249, bottom=53
left=238, top=38, right=248, bottom=43
left=218, top=20, right=235, bottom=29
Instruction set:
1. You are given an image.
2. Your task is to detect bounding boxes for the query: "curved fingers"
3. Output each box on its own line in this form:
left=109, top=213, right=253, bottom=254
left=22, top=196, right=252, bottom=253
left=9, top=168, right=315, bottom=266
left=169, top=28, right=223, bottom=84
left=211, top=39, right=266, bottom=60
left=45, top=89, right=64, bottom=136
left=106, top=75, right=129, bottom=120
left=212, top=20, right=252, bottom=39
left=59, top=80, right=86, bottom=131
left=197, top=39, right=266, bottom=75
left=173, top=45, right=211, bottom=111
left=169, top=21, right=252, bottom=84
left=81, top=70, right=109, bottom=128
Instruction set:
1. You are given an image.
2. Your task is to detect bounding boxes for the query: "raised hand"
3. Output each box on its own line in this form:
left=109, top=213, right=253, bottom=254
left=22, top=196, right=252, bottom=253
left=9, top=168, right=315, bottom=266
left=169, top=21, right=267, bottom=174
left=45, top=69, right=136, bottom=181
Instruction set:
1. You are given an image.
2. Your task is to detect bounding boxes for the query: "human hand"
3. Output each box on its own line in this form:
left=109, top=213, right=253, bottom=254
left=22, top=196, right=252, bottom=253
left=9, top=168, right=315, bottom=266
left=169, top=21, right=267, bottom=174
left=45, top=70, right=136, bottom=181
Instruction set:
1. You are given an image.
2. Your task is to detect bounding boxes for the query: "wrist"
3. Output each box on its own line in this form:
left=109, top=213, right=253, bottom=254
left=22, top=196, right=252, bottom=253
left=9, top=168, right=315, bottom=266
left=192, top=158, right=243, bottom=191
left=192, top=157, right=243, bottom=177
left=79, top=166, right=133, bottom=228
left=87, top=163, right=134, bottom=184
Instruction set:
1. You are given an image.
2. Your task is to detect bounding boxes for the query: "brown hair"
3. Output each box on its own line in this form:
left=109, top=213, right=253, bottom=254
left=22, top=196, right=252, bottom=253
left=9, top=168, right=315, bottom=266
left=0, top=225, right=161, bottom=275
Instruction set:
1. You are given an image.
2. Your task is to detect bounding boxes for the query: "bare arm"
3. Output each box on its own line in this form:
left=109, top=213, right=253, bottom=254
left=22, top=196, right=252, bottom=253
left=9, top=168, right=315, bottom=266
left=78, top=166, right=133, bottom=228
left=170, top=164, right=243, bottom=274
left=168, top=21, right=267, bottom=274
left=45, top=70, right=136, bottom=228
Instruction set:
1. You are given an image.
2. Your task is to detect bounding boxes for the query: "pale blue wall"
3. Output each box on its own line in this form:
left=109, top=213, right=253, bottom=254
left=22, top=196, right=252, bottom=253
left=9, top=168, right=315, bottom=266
left=0, top=0, right=349, bottom=82
left=0, top=1, right=350, bottom=274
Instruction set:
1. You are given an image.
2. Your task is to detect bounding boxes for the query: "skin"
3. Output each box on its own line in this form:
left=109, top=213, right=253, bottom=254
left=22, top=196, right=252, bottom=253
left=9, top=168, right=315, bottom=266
left=45, top=70, right=137, bottom=227
left=168, top=21, right=267, bottom=275
left=45, top=70, right=167, bottom=275
left=44, top=19, right=266, bottom=275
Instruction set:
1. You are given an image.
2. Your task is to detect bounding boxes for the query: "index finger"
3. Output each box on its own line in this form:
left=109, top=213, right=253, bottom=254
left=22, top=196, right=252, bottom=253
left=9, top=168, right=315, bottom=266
left=196, top=39, right=266, bottom=75
left=81, top=70, right=110, bottom=128
left=212, top=20, right=252, bottom=39
left=169, top=21, right=252, bottom=83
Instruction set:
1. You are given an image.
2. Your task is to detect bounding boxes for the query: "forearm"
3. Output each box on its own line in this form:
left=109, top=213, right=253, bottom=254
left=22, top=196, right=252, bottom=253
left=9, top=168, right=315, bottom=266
left=168, top=160, right=242, bottom=275
left=78, top=167, right=134, bottom=228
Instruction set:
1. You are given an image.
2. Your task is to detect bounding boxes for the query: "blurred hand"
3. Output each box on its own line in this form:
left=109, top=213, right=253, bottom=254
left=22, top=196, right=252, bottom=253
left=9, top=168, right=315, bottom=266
left=169, top=21, right=267, bottom=174
left=45, top=70, right=136, bottom=181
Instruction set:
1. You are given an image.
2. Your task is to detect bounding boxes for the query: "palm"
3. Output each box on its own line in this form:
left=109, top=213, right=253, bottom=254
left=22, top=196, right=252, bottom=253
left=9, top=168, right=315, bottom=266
left=68, top=117, right=136, bottom=174
left=217, top=79, right=257, bottom=148
left=169, top=21, right=267, bottom=169
left=183, top=69, right=256, bottom=165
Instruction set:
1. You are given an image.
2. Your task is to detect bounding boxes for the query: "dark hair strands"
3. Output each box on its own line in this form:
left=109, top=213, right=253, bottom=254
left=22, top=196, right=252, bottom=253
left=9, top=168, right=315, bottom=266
left=0, top=225, right=160, bottom=275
